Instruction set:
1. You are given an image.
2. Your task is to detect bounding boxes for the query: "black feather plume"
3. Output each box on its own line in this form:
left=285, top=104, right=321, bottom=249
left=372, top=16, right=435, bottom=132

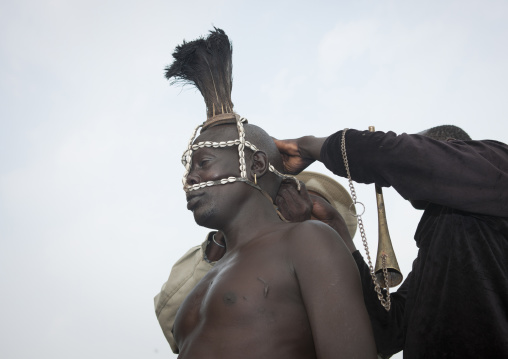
left=165, top=27, right=234, bottom=120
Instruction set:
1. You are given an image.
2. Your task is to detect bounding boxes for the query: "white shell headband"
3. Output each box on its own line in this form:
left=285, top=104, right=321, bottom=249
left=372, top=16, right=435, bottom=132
left=181, top=116, right=300, bottom=193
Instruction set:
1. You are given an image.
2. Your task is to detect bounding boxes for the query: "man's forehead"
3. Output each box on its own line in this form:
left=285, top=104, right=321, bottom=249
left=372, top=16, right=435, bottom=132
left=190, top=143, right=236, bottom=159
left=194, top=124, right=238, bottom=142
left=191, top=146, right=219, bottom=156
left=181, top=123, right=241, bottom=170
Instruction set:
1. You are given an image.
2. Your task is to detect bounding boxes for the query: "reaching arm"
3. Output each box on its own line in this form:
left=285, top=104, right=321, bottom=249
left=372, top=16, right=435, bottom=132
left=289, top=221, right=377, bottom=359
left=320, top=129, right=508, bottom=216
left=276, top=130, right=508, bottom=216
left=273, top=136, right=327, bottom=174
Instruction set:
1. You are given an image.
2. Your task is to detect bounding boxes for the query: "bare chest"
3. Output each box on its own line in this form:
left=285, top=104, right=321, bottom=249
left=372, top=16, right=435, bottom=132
left=173, top=249, right=305, bottom=346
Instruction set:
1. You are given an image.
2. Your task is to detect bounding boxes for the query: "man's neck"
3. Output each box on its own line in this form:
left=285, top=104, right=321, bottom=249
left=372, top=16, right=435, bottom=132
left=220, top=192, right=283, bottom=252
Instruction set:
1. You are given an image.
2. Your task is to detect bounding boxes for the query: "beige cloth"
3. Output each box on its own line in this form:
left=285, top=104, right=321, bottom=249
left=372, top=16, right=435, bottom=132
left=154, top=233, right=216, bottom=353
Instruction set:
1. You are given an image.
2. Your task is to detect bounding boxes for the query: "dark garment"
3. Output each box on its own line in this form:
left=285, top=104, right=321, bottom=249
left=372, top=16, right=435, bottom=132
left=323, top=129, right=508, bottom=358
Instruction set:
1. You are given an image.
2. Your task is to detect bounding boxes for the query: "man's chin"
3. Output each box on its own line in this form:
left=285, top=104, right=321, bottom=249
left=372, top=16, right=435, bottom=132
left=192, top=206, right=218, bottom=229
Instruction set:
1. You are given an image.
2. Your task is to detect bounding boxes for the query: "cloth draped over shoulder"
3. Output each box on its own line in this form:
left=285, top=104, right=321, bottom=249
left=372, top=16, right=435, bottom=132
left=321, top=129, right=508, bottom=358
left=154, top=234, right=216, bottom=353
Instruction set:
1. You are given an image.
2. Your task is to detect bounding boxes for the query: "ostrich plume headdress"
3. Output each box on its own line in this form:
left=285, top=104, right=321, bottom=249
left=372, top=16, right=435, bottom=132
left=165, top=27, right=299, bottom=195
left=165, top=27, right=236, bottom=128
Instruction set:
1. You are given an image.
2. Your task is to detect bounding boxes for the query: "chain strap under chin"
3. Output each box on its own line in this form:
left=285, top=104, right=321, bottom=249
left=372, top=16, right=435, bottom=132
left=341, top=129, right=391, bottom=311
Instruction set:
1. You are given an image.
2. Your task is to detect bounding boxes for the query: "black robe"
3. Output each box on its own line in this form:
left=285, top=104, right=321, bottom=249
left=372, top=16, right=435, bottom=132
left=321, top=129, right=508, bottom=358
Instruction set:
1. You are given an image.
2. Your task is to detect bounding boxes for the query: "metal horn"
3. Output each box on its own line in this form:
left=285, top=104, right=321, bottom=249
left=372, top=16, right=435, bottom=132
left=369, top=126, right=403, bottom=288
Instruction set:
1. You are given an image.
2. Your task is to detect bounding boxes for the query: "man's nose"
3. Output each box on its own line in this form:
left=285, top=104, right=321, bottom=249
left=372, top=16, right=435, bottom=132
left=186, top=169, right=201, bottom=186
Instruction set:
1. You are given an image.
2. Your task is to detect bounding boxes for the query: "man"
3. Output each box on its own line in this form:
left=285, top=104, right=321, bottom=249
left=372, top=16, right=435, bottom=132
left=161, top=28, right=377, bottom=358
left=172, top=122, right=376, bottom=359
left=275, top=125, right=508, bottom=358
left=154, top=172, right=358, bottom=353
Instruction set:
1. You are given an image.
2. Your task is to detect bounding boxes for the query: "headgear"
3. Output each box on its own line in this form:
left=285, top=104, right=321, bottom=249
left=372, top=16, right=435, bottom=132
left=165, top=28, right=299, bottom=194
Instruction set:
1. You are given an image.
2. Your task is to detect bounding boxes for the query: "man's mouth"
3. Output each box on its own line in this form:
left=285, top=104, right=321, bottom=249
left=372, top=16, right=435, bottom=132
left=186, top=192, right=204, bottom=210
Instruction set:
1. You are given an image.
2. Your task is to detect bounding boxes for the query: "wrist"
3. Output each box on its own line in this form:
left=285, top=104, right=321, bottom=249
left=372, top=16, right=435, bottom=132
left=300, top=136, right=327, bottom=162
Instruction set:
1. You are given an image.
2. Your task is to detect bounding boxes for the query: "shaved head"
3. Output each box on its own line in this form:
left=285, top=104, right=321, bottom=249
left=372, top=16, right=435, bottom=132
left=194, top=122, right=284, bottom=199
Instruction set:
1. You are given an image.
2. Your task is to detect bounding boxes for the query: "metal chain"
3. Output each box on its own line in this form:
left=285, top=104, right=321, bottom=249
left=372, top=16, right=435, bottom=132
left=341, top=129, right=391, bottom=311
left=381, top=254, right=392, bottom=310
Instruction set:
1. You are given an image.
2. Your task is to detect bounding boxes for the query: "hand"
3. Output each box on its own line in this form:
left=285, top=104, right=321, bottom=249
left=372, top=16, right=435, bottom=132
left=309, top=194, right=356, bottom=253
left=276, top=180, right=313, bottom=222
left=273, top=136, right=327, bottom=175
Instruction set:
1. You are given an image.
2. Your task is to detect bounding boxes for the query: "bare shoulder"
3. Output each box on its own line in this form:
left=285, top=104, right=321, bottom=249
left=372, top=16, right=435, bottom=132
left=287, top=219, right=339, bottom=237
left=281, top=221, right=376, bottom=358
left=282, top=220, right=353, bottom=270
left=284, top=220, right=346, bottom=248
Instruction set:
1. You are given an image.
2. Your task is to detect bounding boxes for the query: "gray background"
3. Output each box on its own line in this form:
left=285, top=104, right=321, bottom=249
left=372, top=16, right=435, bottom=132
left=1, top=0, right=507, bottom=358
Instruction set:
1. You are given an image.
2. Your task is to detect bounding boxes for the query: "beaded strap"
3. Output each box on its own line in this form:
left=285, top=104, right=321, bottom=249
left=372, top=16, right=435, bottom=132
left=181, top=116, right=300, bottom=192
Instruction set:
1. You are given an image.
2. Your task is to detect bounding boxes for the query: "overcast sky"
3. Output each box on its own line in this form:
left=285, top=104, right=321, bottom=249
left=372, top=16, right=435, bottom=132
left=1, top=1, right=507, bottom=358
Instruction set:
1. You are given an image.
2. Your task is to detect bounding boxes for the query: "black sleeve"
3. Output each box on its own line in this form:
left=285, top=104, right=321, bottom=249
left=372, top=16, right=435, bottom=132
left=352, top=250, right=409, bottom=356
left=320, top=129, right=508, bottom=217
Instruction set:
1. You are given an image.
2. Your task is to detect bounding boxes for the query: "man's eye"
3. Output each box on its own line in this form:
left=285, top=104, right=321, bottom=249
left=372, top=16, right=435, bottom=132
left=199, top=159, right=210, bottom=167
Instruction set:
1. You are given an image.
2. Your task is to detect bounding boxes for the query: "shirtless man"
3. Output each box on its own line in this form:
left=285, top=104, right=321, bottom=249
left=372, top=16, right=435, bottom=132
left=172, top=122, right=376, bottom=358
left=165, top=28, right=376, bottom=358
left=154, top=171, right=359, bottom=354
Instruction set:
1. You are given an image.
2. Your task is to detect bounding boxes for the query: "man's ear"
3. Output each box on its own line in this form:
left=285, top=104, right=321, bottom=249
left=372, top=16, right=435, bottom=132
left=250, top=150, right=269, bottom=180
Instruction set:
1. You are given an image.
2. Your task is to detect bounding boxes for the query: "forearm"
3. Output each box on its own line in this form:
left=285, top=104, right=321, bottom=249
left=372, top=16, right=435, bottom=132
left=297, top=136, right=328, bottom=161
left=321, top=129, right=508, bottom=216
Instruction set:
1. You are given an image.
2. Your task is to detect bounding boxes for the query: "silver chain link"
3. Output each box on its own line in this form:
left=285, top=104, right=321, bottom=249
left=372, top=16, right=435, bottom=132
left=341, top=129, right=391, bottom=311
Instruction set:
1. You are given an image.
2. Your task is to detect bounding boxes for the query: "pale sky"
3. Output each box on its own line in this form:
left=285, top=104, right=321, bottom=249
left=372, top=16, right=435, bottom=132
left=1, top=1, right=507, bottom=358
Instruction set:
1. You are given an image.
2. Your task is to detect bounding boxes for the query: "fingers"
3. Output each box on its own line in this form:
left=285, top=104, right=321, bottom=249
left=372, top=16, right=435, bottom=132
left=273, top=137, right=316, bottom=175
left=273, top=138, right=298, bottom=155
left=276, top=180, right=312, bottom=222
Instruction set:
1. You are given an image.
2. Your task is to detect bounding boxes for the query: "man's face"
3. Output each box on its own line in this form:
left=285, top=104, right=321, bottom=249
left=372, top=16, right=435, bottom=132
left=185, top=128, right=250, bottom=228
